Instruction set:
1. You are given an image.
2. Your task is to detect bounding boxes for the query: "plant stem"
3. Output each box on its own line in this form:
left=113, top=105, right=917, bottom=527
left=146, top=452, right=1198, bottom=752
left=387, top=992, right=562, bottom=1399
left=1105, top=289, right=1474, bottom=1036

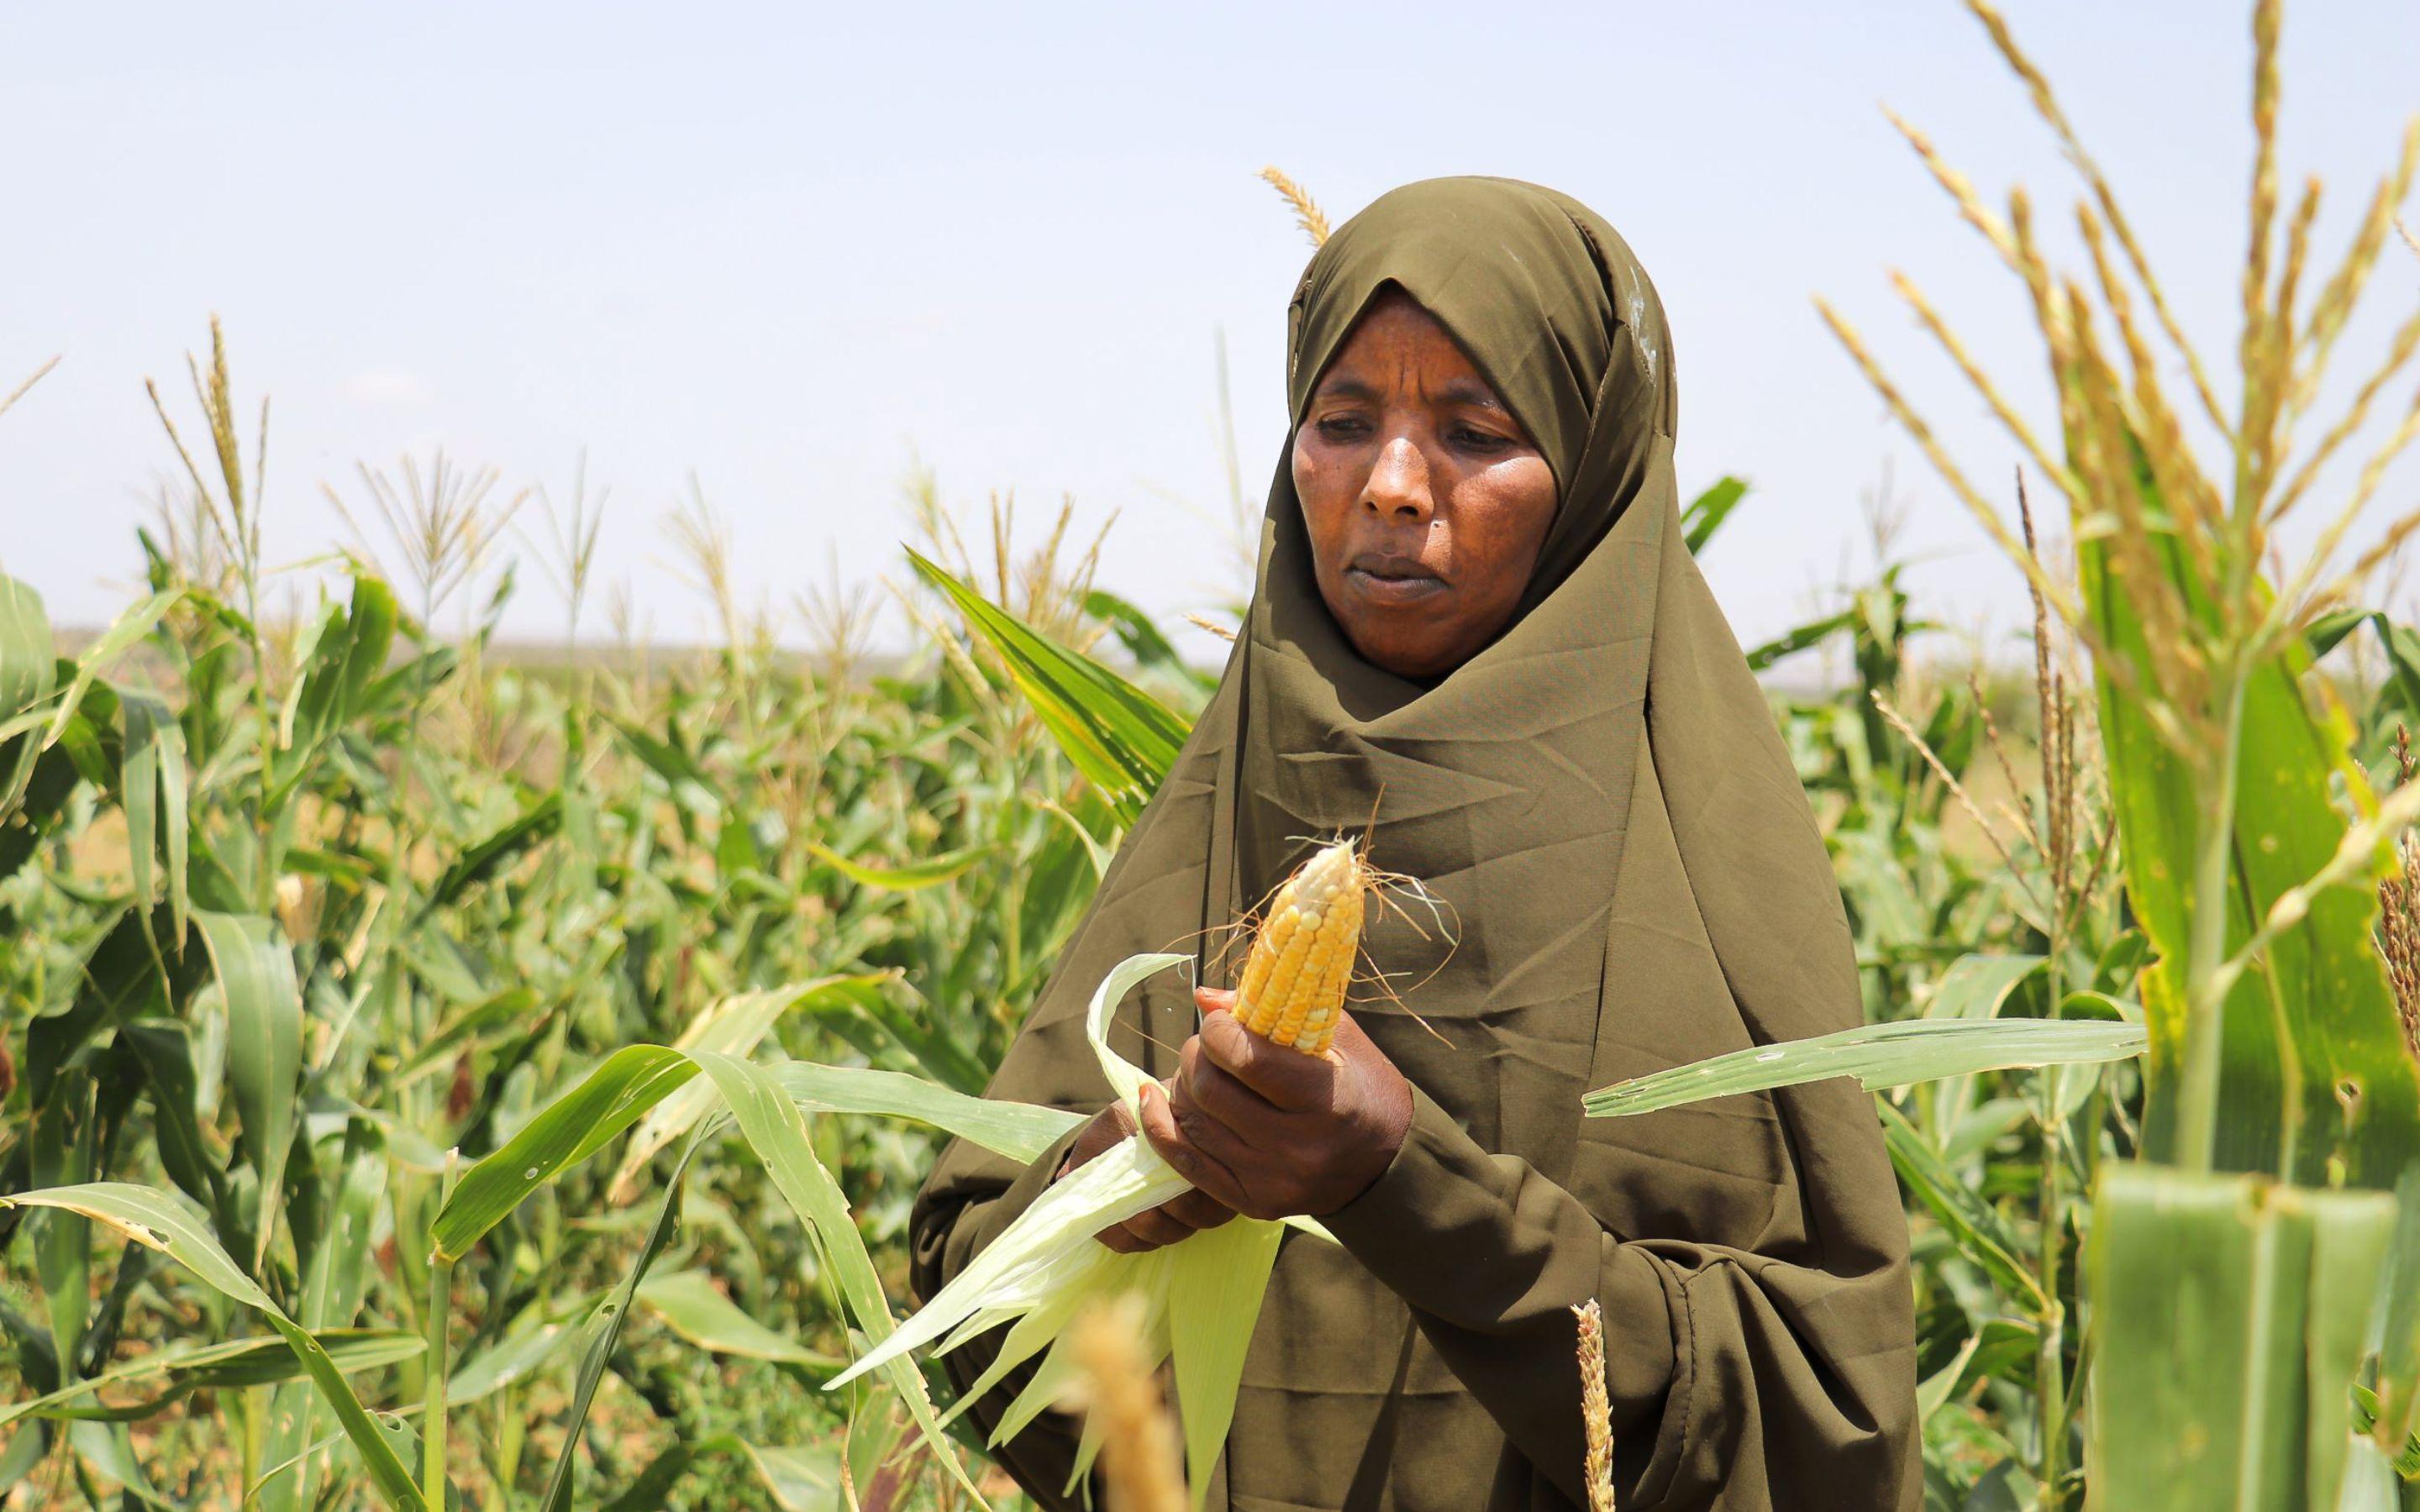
left=421, top=1151, right=460, bottom=1507
left=2036, top=978, right=2070, bottom=1504
left=2176, top=664, right=2251, bottom=1174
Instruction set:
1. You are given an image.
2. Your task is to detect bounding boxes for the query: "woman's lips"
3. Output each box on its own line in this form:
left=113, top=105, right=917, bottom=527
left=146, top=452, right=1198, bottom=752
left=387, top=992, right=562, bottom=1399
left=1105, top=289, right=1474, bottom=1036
left=1344, top=559, right=1445, bottom=605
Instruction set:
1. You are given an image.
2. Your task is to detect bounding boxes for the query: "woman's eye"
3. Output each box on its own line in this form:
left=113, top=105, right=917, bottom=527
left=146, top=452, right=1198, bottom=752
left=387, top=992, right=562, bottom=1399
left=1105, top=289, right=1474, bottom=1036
left=1315, top=415, right=1370, bottom=441
left=1451, top=426, right=1511, bottom=453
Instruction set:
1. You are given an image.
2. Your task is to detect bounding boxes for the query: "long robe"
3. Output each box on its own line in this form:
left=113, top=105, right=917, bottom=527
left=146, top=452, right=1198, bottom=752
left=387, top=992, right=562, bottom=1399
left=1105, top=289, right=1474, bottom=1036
left=911, top=176, right=1920, bottom=1512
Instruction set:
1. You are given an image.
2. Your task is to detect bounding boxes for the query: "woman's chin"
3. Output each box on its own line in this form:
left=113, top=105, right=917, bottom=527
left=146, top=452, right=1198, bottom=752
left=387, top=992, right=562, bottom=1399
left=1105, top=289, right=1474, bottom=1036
left=1341, top=617, right=1459, bottom=680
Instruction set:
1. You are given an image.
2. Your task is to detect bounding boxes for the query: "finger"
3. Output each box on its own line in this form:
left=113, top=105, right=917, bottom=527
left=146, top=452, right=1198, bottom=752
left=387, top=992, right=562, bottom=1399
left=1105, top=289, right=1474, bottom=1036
left=1160, top=1186, right=1237, bottom=1231
left=1121, top=1205, right=1198, bottom=1249
left=1136, top=1081, right=1249, bottom=1210
left=1095, top=1221, right=1150, bottom=1254
left=1197, top=1006, right=1332, bottom=1112
left=1059, top=1102, right=1138, bottom=1177
left=1179, top=1035, right=1286, bottom=1134
left=1194, top=984, right=1238, bottom=1016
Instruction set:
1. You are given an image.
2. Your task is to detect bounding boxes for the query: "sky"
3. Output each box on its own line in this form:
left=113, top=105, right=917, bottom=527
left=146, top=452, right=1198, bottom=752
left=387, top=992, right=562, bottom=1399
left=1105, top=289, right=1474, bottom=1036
left=4, top=1, right=2418, bottom=666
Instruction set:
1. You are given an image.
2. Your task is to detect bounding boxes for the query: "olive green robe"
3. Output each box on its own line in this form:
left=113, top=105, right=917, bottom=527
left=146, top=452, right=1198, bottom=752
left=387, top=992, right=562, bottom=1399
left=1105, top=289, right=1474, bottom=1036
left=911, top=176, right=1920, bottom=1512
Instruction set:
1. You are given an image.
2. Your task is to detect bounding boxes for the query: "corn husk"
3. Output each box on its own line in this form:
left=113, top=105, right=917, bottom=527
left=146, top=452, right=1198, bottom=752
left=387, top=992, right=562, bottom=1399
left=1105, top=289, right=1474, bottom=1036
left=829, top=950, right=1328, bottom=1508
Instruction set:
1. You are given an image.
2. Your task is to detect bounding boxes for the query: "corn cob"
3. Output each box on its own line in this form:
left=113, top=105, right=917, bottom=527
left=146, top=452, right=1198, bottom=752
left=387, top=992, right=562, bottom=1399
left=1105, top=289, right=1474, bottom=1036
left=1233, top=840, right=1367, bottom=1055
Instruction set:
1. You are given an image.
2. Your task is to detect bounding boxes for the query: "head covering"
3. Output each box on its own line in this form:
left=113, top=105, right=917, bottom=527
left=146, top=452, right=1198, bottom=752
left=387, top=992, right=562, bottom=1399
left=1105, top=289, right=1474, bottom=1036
left=915, top=176, right=1918, bottom=1511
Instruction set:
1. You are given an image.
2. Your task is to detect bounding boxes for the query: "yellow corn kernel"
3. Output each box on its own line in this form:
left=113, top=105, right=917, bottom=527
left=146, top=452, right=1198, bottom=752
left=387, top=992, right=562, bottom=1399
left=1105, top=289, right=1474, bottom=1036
left=1232, top=840, right=1367, bottom=1055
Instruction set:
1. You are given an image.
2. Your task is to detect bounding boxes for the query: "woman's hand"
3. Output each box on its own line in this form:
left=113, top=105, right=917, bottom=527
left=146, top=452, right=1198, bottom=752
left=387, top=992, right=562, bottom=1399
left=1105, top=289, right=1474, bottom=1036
left=1135, top=986, right=1413, bottom=1221
left=1055, top=1098, right=1239, bottom=1254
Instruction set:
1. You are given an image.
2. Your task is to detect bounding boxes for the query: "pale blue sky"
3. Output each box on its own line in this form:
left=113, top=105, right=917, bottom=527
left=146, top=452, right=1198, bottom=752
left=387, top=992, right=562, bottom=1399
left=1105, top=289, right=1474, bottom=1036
left=4, top=2, right=2417, bottom=660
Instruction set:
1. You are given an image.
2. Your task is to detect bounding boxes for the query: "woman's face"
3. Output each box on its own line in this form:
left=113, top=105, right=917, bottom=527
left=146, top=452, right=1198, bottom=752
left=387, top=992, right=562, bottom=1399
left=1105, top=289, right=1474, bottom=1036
left=1292, top=289, right=1558, bottom=680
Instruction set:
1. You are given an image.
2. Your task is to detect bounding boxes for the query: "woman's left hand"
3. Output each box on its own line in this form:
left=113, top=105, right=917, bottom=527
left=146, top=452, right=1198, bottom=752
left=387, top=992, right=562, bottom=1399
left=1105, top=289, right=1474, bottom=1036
left=1134, top=986, right=1413, bottom=1220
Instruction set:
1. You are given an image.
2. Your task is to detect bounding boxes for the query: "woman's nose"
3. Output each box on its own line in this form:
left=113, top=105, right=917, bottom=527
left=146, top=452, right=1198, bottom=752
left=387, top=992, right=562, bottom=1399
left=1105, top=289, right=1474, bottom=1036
left=1360, top=435, right=1434, bottom=522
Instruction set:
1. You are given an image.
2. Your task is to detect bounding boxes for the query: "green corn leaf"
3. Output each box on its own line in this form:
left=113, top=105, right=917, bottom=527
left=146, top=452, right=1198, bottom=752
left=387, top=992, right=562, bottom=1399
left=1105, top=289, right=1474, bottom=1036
left=687, top=1052, right=987, bottom=1507
left=1923, top=953, right=2048, bottom=1020
left=634, top=1271, right=839, bottom=1368
left=118, top=692, right=190, bottom=950
left=445, top=1296, right=597, bottom=1405
left=273, top=575, right=397, bottom=806
left=740, top=1442, right=842, bottom=1509
left=611, top=980, right=858, bottom=1200
left=418, top=792, right=562, bottom=916
left=1582, top=1017, right=2146, bottom=1117
left=38, top=588, right=182, bottom=751
left=1877, top=1100, right=2047, bottom=1315
left=1083, top=588, right=1216, bottom=696
left=439, top=1043, right=1084, bottom=1263
left=541, top=1134, right=701, bottom=1512
left=114, top=1021, right=236, bottom=1242
left=1919, top=953, right=2048, bottom=1144
left=1745, top=607, right=1857, bottom=674
left=1915, top=1318, right=2038, bottom=1420
left=0, top=574, right=57, bottom=822
left=394, top=987, right=541, bottom=1082
left=0, top=1184, right=424, bottom=1511
left=608, top=715, right=725, bottom=820
left=192, top=910, right=302, bottom=1262
left=4, top=1331, right=424, bottom=1427
left=2078, top=512, right=2420, bottom=1186
left=790, top=974, right=992, bottom=1095
left=434, top=1045, right=699, bottom=1261
left=592, top=1434, right=749, bottom=1512
left=775, top=1062, right=1081, bottom=1166
left=806, top=841, right=991, bottom=892
left=1681, top=475, right=1750, bottom=554
left=2088, top=1164, right=2397, bottom=1510
left=31, top=1073, right=99, bottom=1389
left=260, top=1121, right=388, bottom=1512
left=908, top=549, right=1187, bottom=822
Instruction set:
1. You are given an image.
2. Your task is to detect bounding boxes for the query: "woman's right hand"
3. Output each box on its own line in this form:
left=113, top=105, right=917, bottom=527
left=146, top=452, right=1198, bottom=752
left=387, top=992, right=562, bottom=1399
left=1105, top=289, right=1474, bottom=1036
left=1056, top=1095, right=1238, bottom=1253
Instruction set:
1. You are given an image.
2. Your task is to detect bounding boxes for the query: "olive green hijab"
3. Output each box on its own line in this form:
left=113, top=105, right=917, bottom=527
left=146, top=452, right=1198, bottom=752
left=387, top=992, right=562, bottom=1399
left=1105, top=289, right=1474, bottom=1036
left=913, top=176, right=1918, bottom=1511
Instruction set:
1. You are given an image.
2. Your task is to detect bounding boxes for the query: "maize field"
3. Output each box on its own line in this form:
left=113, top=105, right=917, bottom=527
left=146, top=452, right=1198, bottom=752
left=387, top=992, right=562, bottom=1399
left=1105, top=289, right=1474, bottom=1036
left=6, top=2, right=2420, bottom=1507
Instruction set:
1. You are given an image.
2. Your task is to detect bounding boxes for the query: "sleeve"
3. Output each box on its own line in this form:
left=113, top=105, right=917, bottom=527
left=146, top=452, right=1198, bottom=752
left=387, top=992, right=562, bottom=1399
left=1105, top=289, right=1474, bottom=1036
left=1320, top=1080, right=1918, bottom=1511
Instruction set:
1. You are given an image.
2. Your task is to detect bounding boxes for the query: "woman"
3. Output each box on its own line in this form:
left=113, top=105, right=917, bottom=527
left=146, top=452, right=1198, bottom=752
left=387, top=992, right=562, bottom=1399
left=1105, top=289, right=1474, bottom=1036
left=911, top=176, right=1920, bottom=1511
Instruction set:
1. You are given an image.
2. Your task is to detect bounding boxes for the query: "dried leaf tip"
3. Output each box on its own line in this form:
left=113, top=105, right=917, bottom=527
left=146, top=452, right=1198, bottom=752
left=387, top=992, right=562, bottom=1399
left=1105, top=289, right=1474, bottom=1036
left=1573, top=1299, right=1618, bottom=1511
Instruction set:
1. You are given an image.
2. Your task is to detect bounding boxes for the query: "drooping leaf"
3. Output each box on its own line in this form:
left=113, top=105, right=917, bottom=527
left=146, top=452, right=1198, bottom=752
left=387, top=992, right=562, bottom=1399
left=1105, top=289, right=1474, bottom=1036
left=1878, top=1100, right=2046, bottom=1314
left=610, top=980, right=855, bottom=1201
left=774, top=1061, right=1081, bottom=1167
left=0, top=1184, right=423, bottom=1510
left=687, top=1052, right=987, bottom=1506
left=806, top=841, right=990, bottom=892
left=39, top=588, right=182, bottom=751
left=909, top=549, right=1187, bottom=823
left=634, top=1271, right=838, bottom=1368
left=418, top=792, right=562, bottom=915
left=434, top=1046, right=699, bottom=1262
left=1583, top=1018, right=2146, bottom=1117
